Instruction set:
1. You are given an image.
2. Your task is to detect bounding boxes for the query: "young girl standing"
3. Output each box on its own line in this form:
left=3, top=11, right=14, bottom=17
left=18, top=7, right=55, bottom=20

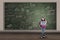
left=39, top=17, right=47, bottom=38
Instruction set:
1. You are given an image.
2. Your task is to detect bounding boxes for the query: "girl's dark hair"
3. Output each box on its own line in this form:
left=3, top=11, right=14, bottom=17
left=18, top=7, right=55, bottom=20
left=41, top=17, right=45, bottom=21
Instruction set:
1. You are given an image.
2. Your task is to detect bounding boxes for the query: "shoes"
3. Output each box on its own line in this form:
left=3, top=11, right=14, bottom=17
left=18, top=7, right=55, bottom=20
left=40, top=35, right=46, bottom=39
left=43, top=35, right=45, bottom=37
left=41, top=37, right=43, bottom=39
left=40, top=34, right=47, bottom=39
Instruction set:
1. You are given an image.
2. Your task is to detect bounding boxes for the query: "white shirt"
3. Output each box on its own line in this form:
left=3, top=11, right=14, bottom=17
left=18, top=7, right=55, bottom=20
left=40, top=21, right=47, bottom=25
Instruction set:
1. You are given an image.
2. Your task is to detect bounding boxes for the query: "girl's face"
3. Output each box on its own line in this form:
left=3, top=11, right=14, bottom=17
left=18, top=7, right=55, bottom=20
left=41, top=18, right=45, bottom=21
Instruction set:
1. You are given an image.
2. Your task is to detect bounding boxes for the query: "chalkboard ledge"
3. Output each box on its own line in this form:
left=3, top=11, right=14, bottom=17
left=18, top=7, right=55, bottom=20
left=0, top=30, right=60, bottom=34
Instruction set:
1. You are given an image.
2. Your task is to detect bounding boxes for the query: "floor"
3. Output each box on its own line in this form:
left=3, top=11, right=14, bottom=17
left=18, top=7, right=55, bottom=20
left=0, top=33, right=60, bottom=40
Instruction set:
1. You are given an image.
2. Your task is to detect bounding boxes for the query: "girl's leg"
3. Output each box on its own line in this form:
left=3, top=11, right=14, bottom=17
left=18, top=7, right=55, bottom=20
left=41, top=28, right=46, bottom=37
left=43, top=28, right=47, bottom=36
left=43, top=28, right=45, bottom=36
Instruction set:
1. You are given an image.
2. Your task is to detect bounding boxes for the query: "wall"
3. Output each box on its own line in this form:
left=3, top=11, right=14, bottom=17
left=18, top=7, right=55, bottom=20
left=0, top=0, right=60, bottom=31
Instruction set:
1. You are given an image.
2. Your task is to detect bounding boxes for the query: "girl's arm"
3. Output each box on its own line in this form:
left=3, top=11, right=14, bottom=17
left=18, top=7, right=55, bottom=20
left=45, top=20, right=47, bottom=24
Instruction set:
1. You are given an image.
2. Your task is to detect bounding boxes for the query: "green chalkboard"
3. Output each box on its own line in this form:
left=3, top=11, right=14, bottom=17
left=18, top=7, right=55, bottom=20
left=5, top=2, right=56, bottom=30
